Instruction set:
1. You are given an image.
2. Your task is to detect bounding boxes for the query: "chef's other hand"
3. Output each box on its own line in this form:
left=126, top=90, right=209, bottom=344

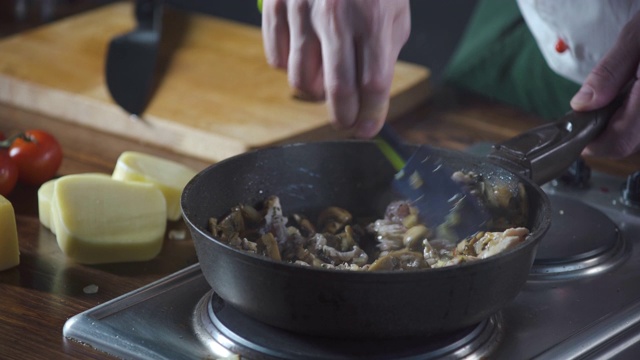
left=261, top=0, right=411, bottom=138
left=570, top=11, right=640, bottom=158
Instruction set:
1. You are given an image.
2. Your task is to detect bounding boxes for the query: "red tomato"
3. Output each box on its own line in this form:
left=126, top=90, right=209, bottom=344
left=9, top=130, right=63, bottom=186
left=0, top=150, right=18, bottom=196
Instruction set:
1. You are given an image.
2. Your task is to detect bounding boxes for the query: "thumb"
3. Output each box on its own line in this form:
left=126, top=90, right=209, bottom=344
left=570, top=63, right=628, bottom=112
left=570, top=16, right=640, bottom=111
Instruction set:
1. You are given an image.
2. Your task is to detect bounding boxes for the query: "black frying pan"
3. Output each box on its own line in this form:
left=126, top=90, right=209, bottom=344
left=182, top=97, right=620, bottom=338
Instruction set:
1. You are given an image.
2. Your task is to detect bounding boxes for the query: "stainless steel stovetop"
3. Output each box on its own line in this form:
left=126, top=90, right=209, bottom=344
left=64, top=169, right=640, bottom=360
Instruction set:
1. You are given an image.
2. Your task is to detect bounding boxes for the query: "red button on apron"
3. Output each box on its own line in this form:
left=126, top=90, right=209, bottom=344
left=555, top=38, right=569, bottom=53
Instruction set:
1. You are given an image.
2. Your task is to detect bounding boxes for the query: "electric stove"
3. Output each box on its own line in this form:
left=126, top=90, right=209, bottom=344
left=64, top=166, right=640, bottom=359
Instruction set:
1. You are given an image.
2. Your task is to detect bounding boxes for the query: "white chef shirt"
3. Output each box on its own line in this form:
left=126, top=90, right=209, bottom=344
left=517, top=0, right=640, bottom=84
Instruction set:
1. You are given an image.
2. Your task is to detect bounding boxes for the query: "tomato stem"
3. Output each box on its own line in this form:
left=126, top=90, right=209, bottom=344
left=0, top=133, right=32, bottom=149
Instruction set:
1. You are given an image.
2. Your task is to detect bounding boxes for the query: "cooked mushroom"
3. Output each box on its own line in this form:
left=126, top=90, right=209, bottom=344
left=403, top=224, right=429, bottom=251
left=317, top=206, right=352, bottom=234
left=258, top=233, right=282, bottom=261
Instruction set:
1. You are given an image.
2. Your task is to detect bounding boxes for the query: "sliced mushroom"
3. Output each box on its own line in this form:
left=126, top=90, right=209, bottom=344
left=258, top=232, right=282, bottom=261
left=403, top=224, right=429, bottom=251
left=293, top=213, right=316, bottom=237
left=317, top=206, right=352, bottom=234
left=217, top=208, right=245, bottom=242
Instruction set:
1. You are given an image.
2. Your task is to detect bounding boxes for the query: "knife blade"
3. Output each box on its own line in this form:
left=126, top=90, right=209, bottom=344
left=105, top=0, right=164, bottom=116
left=376, top=124, right=489, bottom=240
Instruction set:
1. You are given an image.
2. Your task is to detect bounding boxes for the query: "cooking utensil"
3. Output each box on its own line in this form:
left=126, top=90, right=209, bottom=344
left=376, top=124, right=490, bottom=239
left=105, top=0, right=163, bottom=115
left=182, top=95, right=622, bottom=338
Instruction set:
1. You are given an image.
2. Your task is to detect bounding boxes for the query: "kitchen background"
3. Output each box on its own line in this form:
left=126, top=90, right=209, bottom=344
left=0, top=0, right=478, bottom=84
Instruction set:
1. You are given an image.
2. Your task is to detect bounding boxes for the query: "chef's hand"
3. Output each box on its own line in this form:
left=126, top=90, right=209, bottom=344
left=570, top=11, right=640, bottom=158
left=261, top=0, right=411, bottom=138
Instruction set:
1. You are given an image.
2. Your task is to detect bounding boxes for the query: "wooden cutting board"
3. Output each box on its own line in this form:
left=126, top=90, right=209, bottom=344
left=0, top=2, right=430, bottom=162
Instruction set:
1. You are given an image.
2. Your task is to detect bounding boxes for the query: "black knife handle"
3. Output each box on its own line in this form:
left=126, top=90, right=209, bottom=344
left=135, top=0, right=163, bottom=31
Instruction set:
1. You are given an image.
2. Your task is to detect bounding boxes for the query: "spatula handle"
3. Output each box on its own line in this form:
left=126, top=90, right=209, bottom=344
left=375, top=124, right=411, bottom=171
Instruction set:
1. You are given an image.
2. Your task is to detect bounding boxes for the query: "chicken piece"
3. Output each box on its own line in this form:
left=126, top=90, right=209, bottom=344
left=384, top=200, right=413, bottom=223
left=458, top=227, right=529, bottom=259
left=368, top=219, right=406, bottom=254
left=261, top=196, right=289, bottom=244
left=304, top=233, right=369, bottom=266
left=320, top=245, right=369, bottom=266
left=368, top=249, right=427, bottom=271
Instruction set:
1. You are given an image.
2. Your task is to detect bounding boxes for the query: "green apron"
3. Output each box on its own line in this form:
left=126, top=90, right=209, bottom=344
left=443, top=0, right=580, bottom=120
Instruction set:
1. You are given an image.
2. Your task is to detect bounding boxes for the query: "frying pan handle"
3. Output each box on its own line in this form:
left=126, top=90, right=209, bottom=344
left=488, top=91, right=627, bottom=185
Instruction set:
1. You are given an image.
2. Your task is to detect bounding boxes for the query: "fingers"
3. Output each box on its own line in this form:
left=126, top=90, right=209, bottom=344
left=583, top=79, right=640, bottom=157
left=287, top=1, right=325, bottom=100
left=351, top=16, right=396, bottom=138
left=313, top=2, right=360, bottom=130
left=262, top=0, right=411, bottom=138
left=262, top=0, right=290, bottom=69
left=351, top=3, right=411, bottom=138
left=574, top=12, right=640, bottom=158
left=315, top=1, right=411, bottom=137
left=320, top=26, right=360, bottom=131
left=571, top=13, right=640, bottom=111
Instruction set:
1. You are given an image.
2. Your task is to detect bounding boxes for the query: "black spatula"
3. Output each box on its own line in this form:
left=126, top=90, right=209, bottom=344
left=376, top=124, right=489, bottom=239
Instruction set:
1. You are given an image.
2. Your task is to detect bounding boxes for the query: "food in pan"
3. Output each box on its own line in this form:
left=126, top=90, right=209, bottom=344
left=450, top=170, right=529, bottom=231
left=208, top=171, right=530, bottom=271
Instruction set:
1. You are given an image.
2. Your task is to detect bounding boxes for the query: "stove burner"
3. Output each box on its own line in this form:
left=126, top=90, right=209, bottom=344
left=530, top=195, right=628, bottom=280
left=194, top=292, right=502, bottom=360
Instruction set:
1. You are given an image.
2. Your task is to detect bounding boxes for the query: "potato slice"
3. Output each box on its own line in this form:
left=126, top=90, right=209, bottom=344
left=37, top=178, right=57, bottom=232
left=0, top=195, right=19, bottom=271
left=112, top=151, right=197, bottom=221
left=52, top=174, right=167, bottom=264
left=38, top=173, right=111, bottom=234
